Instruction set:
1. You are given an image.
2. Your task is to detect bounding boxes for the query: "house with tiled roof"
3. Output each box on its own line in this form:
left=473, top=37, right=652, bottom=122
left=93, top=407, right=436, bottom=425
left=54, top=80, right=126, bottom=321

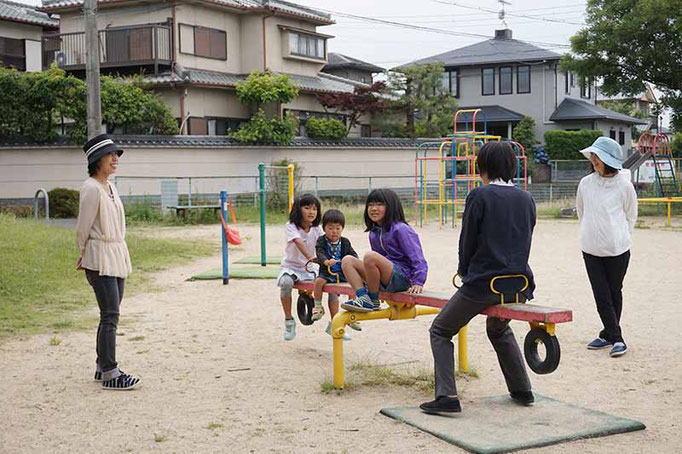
left=0, top=0, right=58, bottom=71
left=400, top=29, right=646, bottom=153
left=322, top=52, right=383, bottom=84
left=38, top=0, right=371, bottom=136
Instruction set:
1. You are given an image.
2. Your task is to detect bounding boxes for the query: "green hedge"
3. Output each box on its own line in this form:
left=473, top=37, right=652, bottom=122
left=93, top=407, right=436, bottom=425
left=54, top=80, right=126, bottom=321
left=47, top=188, right=79, bottom=218
left=544, top=129, right=603, bottom=160
left=305, top=117, right=348, bottom=140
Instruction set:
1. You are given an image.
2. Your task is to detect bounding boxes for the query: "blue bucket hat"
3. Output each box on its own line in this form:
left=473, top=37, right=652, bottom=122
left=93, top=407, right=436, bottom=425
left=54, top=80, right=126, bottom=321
left=580, top=136, right=623, bottom=170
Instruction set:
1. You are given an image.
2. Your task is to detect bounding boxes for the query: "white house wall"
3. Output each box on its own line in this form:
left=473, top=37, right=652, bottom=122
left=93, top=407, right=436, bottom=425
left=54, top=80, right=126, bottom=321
left=0, top=20, right=43, bottom=72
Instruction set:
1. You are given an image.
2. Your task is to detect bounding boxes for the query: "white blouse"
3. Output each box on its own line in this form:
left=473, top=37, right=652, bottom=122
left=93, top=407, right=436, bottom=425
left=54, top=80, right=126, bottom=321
left=75, top=177, right=132, bottom=278
left=576, top=170, right=638, bottom=257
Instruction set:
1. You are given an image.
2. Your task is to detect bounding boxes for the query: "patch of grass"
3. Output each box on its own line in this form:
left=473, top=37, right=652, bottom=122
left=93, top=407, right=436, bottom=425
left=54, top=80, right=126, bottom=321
left=0, top=213, right=214, bottom=338
left=535, top=198, right=575, bottom=219
left=206, top=422, right=224, bottom=431
left=153, top=433, right=166, bottom=443
left=48, top=335, right=62, bottom=346
left=129, top=335, right=145, bottom=342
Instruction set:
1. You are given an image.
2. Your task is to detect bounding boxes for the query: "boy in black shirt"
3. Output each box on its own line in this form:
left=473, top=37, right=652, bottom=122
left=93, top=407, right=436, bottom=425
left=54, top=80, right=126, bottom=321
left=420, top=141, right=536, bottom=415
left=312, top=210, right=360, bottom=337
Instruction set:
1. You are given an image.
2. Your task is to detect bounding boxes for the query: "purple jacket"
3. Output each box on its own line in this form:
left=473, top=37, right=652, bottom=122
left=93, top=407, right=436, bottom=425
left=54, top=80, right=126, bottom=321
left=369, top=222, right=428, bottom=286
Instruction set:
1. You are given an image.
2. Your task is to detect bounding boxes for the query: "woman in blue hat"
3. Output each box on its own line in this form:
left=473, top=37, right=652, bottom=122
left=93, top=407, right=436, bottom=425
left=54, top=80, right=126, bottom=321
left=576, top=136, right=638, bottom=357
left=76, top=134, right=140, bottom=390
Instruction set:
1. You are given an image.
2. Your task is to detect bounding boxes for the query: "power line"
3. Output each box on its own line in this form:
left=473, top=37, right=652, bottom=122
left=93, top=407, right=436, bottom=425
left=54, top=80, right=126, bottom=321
left=429, top=0, right=586, bottom=26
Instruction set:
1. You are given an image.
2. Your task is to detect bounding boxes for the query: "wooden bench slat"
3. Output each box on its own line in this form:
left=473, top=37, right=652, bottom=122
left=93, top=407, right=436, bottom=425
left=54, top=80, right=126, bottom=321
left=293, top=281, right=572, bottom=324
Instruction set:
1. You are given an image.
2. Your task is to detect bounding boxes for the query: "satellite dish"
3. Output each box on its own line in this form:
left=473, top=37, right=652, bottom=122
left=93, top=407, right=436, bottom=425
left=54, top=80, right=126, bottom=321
left=56, top=52, right=66, bottom=68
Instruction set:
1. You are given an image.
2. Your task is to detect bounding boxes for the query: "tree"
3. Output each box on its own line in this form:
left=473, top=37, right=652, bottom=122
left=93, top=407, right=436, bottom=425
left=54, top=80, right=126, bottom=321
left=561, top=0, right=682, bottom=130
left=512, top=116, right=537, bottom=155
left=380, top=63, right=457, bottom=138
left=316, top=82, right=387, bottom=133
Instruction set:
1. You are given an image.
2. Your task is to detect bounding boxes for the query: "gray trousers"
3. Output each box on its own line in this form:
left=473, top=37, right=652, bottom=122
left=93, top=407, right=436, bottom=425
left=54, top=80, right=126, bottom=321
left=86, top=269, right=124, bottom=380
left=429, top=290, right=531, bottom=398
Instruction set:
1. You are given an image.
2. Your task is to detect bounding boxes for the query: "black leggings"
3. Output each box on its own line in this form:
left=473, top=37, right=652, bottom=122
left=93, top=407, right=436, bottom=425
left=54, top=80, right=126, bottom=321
left=86, top=269, right=125, bottom=373
left=583, top=251, right=630, bottom=344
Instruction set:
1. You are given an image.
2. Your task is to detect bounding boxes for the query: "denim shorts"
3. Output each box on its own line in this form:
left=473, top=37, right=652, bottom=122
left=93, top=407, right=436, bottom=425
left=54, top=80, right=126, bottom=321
left=318, top=271, right=347, bottom=284
left=380, top=265, right=411, bottom=293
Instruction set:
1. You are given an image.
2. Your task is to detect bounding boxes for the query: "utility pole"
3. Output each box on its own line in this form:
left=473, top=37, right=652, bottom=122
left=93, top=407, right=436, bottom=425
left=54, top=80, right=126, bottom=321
left=84, top=0, right=102, bottom=138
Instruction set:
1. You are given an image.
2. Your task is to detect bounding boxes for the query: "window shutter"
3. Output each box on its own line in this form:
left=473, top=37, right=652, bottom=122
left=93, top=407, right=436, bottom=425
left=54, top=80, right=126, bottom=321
left=209, top=29, right=226, bottom=59
left=194, top=27, right=211, bottom=57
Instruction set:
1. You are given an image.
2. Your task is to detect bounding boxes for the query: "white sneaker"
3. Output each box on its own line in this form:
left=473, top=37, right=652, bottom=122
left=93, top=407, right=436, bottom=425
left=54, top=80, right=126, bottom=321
left=283, top=318, right=296, bottom=341
left=326, top=322, right=351, bottom=341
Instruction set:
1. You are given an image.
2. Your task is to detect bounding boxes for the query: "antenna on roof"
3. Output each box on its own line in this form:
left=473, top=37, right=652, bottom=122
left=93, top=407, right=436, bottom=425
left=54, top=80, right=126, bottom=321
left=498, top=0, right=511, bottom=28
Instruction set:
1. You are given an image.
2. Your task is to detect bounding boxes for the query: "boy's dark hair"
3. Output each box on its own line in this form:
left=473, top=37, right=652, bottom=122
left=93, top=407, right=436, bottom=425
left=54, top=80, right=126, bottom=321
left=88, top=158, right=101, bottom=177
left=476, top=142, right=516, bottom=182
left=322, top=209, right=345, bottom=228
left=364, top=188, right=407, bottom=232
left=289, top=193, right=321, bottom=228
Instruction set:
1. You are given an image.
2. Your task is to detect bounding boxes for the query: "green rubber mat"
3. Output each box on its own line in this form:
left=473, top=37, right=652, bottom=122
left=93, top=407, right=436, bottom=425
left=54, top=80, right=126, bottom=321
left=380, top=394, right=645, bottom=454
left=188, top=266, right=280, bottom=280
left=233, top=255, right=282, bottom=265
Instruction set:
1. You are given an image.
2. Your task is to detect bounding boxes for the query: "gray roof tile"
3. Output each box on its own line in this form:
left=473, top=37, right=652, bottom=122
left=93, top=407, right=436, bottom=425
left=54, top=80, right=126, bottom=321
left=549, top=98, right=647, bottom=124
left=323, top=53, right=384, bottom=73
left=455, top=105, right=525, bottom=124
left=1, top=0, right=58, bottom=27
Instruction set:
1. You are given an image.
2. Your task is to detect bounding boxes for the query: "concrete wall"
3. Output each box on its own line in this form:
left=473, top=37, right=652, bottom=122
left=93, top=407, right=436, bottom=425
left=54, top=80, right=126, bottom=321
left=58, top=5, right=172, bottom=34
left=0, top=20, right=43, bottom=72
left=265, top=16, right=326, bottom=77
left=0, top=145, right=427, bottom=199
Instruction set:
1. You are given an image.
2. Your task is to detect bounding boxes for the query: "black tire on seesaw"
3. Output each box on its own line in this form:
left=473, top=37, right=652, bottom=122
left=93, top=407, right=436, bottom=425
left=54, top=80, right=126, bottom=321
left=524, top=327, right=561, bottom=374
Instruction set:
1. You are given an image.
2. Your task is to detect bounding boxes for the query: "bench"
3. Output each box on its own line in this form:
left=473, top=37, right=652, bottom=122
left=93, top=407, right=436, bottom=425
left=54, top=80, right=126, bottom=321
left=293, top=281, right=572, bottom=389
left=167, top=205, right=221, bottom=218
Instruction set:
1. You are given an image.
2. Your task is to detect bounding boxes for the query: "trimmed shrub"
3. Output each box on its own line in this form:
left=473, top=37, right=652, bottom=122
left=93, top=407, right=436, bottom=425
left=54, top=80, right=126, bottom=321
left=305, top=117, right=348, bottom=140
left=231, top=109, right=296, bottom=145
left=47, top=188, right=79, bottom=218
left=544, top=129, right=603, bottom=160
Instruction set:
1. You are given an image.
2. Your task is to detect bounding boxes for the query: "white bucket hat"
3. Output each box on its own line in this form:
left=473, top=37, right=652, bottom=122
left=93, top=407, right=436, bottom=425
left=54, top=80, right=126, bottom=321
left=580, top=136, right=623, bottom=170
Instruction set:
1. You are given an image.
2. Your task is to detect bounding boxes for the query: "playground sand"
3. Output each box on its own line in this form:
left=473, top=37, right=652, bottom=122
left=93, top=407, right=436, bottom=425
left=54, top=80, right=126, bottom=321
left=1, top=220, right=680, bottom=453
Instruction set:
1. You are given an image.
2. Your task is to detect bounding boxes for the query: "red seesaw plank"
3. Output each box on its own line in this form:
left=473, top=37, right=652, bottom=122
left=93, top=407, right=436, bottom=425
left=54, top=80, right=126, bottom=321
left=293, top=282, right=573, bottom=324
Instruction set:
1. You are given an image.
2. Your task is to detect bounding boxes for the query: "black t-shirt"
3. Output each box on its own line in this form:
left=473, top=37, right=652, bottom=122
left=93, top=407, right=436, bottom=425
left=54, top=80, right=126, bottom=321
left=458, top=184, right=536, bottom=302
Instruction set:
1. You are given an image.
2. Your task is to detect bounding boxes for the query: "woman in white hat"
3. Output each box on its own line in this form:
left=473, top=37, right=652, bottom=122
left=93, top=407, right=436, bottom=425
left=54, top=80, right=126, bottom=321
left=576, top=136, right=638, bottom=357
left=75, top=134, right=140, bottom=390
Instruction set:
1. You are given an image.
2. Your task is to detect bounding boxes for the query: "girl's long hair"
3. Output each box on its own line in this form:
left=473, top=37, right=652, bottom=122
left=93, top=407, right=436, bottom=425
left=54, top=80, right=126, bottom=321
left=289, top=194, right=321, bottom=229
left=364, top=188, right=406, bottom=232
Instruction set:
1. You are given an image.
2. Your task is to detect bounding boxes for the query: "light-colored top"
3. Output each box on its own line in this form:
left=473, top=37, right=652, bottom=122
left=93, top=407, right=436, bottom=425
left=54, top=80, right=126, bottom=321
left=75, top=177, right=132, bottom=278
left=280, top=221, right=323, bottom=273
left=576, top=170, right=638, bottom=257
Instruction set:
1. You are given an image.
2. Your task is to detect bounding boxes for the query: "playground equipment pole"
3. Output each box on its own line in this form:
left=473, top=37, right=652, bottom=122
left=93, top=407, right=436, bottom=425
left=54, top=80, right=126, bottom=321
left=259, top=163, right=266, bottom=267
left=287, top=163, right=295, bottom=212
left=220, top=190, right=229, bottom=285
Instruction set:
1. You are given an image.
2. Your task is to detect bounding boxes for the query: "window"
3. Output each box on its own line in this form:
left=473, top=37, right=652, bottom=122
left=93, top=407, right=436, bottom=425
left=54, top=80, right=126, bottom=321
left=289, top=32, right=325, bottom=59
left=438, top=70, right=459, bottom=97
left=580, top=78, right=592, bottom=99
left=609, top=130, right=617, bottom=140
left=564, top=71, right=571, bottom=94
left=207, top=117, right=247, bottom=135
left=517, top=65, right=530, bottom=93
left=188, top=117, right=208, bottom=135
left=361, top=124, right=372, bottom=137
left=619, top=131, right=625, bottom=145
left=0, top=37, right=26, bottom=71
left=179, top=24, right=226, bottom=60
left=499, top=66, right=512, bottom=95
left=482, top=68, right=495, bottom=95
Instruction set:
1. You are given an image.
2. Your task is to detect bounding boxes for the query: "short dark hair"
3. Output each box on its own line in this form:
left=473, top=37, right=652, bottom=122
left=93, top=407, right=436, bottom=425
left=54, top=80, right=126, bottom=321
left=476, top=142, right=516, bottom=182
left=364, top=188, right=407, bottom=232
left=87, top=158, right=101, bottom=177
left=289, top=193, right=321, bottom=229
left=322, top=209, right=345, bottom=228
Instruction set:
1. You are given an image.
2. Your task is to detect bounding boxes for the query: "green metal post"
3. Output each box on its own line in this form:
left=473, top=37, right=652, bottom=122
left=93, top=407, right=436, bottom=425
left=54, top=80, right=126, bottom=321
left=259, top=163, right=266, bottom=267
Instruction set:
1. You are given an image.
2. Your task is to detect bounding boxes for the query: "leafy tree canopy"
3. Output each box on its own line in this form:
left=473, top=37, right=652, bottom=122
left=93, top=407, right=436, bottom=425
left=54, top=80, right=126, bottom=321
left=235, top=71, right=299, bottom=106
left=317, top=82, right=387, bottom=133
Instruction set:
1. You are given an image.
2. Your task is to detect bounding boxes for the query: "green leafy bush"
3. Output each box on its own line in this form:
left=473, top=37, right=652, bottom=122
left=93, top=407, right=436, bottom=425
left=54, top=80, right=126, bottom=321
left=305, top=117, right=347, bottom=140
left=231, top=110, right=296, bottom=145
left=47, top=188, right=79, bottom=218
left=544, top=129, right=603, bottom=160
left=671, top=132, right=682, bottom=158
left=235, top=71, right=299, bottom=106
left=512, top=116, right=536, bottom=154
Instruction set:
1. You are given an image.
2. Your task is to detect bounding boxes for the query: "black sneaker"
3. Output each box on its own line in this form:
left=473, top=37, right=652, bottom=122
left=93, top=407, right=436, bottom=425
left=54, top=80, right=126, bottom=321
left=101, top=372, right=140, bottom=391
left=94, top=370, right=103, bottom=382
left=510, top=391, right=535, bottom=406
left=419, top=396, right=462, bottom=415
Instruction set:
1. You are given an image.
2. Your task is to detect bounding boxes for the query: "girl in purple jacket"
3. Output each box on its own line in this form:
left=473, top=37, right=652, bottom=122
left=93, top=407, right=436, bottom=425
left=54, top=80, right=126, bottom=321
left=341, top=188, right=428, bottom=312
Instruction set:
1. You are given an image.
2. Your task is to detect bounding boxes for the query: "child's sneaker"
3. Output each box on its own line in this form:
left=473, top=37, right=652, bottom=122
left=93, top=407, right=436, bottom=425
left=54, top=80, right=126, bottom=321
left=283, top=318, right=296, bottom=341
left=311, top=304, right=325, bottom=322
left=587, top=337, right=613, bottom=350
left=348, top=321, right=362, bottom=332
left=326, top=322, right=351, bottom=341
left=341, top=294, right=375, bottom=312
left=610, top=342, right=628, bottom=357
left=101, top=372, right=140, bottom=391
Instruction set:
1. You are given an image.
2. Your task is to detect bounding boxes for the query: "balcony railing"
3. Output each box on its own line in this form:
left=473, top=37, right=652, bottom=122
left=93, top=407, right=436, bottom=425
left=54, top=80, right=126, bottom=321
left=43, top=24, right=172, bottom=71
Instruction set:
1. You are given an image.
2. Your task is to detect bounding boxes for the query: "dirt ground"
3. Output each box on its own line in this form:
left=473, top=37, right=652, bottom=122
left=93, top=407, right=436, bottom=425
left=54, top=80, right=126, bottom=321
left=1, top=220, right=681, bottom=453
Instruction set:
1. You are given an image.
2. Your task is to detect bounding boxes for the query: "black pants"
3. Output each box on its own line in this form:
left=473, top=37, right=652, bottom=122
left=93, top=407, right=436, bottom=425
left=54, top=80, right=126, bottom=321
left=86, top=269, right=124, bottom=377
left=429, top=290, right=531, bottom=398
left=582, top=250, right=630, bottom=344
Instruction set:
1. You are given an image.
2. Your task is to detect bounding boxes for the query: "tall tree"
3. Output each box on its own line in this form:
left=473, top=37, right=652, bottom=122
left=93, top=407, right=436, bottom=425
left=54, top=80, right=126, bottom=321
left=316, top=82, right=387, bottom=134
left=561, top=0, right=682, bottom=131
